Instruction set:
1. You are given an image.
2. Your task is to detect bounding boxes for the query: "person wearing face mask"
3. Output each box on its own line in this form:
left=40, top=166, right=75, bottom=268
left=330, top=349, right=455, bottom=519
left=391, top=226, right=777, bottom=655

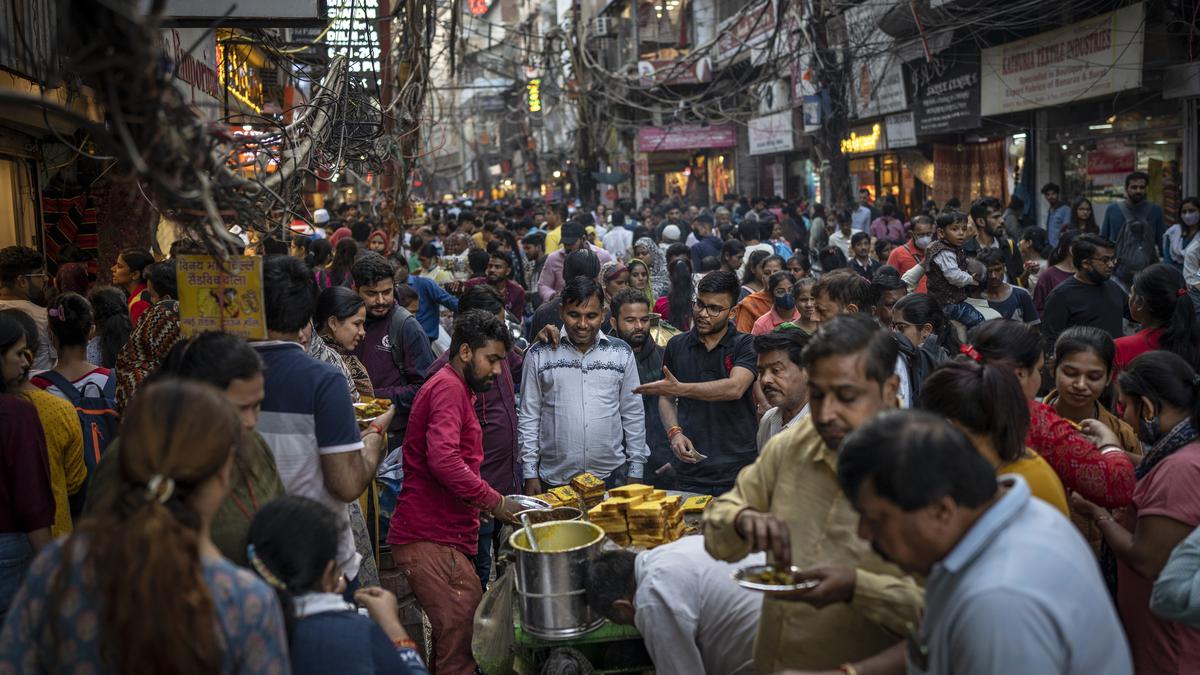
left=886, top=215, right=932, bottom=293
left=1180, top=198, right=1200, bottom=292
left=751, top=272, right=798, bottom=335
left=1100, top=171, right=1167, bottom=252
left=1165, top=196, right=1200, bottom=270
left=1043, top=233, right=1128, bottom=347
left=1070, top=351, right=1200, bottom=674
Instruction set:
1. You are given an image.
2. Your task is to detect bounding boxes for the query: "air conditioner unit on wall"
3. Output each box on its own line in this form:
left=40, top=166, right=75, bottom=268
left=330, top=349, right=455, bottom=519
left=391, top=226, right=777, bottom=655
left=592, top=16, right=617, bottom=37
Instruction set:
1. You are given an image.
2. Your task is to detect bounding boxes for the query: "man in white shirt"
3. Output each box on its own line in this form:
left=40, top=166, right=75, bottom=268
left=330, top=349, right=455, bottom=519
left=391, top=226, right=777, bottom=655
left=753, top=327, right=811, bottom=450
left=828, top=212, right=854, bottom=258
left=851, top=188, right=874, bottom=233
left=586, top=535, right=764, bottom=675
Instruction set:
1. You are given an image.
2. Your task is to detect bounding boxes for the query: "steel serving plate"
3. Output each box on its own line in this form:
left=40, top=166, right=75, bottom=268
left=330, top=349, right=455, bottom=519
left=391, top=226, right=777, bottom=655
left=733, top=564, right=820, bottom=593
left=506, top=494, right=552, bottom=511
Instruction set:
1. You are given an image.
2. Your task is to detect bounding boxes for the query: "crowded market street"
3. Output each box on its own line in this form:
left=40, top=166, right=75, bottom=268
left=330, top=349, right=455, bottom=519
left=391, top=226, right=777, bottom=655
left=2, top=0, right=1200, bottom=673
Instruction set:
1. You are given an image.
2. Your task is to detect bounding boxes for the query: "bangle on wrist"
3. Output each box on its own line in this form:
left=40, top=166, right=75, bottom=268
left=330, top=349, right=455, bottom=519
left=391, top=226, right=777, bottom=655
left=368, top=422, right=384, bottom=436
left=1095, top=514, right=1114, bottom=523
left=838, top=663, right=859, bottom=675
left=393, top=638, right=417, bottom=650
left=667, top=425, right=683, bottom=440
left=1099, top=444, right=1124, bottom=455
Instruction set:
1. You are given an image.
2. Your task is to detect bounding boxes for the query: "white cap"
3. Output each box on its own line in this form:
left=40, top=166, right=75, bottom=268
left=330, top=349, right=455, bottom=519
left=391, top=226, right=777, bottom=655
left=663, top=224, right=681, bottom=242
left=313, top=208, right=330, bottom=224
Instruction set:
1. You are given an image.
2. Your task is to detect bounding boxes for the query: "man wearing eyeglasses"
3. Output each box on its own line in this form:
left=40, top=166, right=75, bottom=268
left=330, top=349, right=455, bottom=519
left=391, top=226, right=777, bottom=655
left=1042, top=232, right=1127, bottom=347
left=0, top=246, right=54, bottom=370
left=635, top=270, right=758, bottom=496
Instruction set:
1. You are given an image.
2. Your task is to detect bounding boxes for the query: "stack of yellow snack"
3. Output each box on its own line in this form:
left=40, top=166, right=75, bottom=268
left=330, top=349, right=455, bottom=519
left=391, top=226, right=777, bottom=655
left=547, top=486, right=584, bottom=510
left=570, top=472, right=607, bottom=508
left=609, top=484, right=653, bottom=500
left=588, top=501, right=632, bottom=546
left=627, top=495, right=684, bottom=548
left=680, top=495, right=712, bottom=515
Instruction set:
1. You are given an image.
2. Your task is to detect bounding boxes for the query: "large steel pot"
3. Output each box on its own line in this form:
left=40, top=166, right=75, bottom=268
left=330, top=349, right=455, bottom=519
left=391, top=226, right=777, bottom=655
left=508, top=520, right=606, bottom=640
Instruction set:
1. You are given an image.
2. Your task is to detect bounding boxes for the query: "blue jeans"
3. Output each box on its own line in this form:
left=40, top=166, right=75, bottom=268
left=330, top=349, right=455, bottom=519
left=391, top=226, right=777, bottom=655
left=944, top=301, right=985, bottom=329
left=0, top=533, right=33, bottom=624
left=473, top=517, right=499, bottom=592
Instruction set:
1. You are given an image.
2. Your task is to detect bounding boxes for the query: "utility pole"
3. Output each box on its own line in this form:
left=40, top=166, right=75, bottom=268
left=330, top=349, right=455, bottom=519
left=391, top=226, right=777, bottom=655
left=807, top=0, right=852, bottom=210
left=568, top=0, right=598, bottom=204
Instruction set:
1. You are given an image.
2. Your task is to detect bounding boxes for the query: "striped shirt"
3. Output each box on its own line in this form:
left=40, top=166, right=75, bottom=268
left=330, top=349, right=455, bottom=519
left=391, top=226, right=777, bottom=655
left=518, top=332, right=648, bottom=485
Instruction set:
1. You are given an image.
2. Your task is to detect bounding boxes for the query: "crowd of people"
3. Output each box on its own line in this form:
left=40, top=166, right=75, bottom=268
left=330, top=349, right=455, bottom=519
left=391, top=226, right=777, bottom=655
left=1, top=171, right=1200, bottom=674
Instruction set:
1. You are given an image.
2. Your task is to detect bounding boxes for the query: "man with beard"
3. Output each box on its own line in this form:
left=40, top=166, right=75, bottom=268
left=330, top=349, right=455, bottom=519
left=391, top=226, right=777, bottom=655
left=425, top=286, right=523, bottom=590
left=389, top=309, right=525, bottom=675
left=465, top=251, right=525, bottom=317
left=0, top=246, right=54, bottom=369
left=703, top=314, right=923, bottom=673
left=352, top=253, right=435, bottom=447
left=1101, top=170, right=1167, bottom=251
left=634, top=271, right=758, bottom=496
left=753, top=328, right=810, bottom=450
left=610, top=288, right=673, bottom=488
left=964, top=197, right=1024, bottom=283
left=520, top=277, right=647, bottom=493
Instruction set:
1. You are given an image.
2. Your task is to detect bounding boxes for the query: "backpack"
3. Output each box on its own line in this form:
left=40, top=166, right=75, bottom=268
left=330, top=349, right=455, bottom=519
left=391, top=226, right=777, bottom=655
left=386, top=304, right=418, bottom=373
left=1113, top=206, right=1159, bottom=285
left=36, top=371, right=119, bottom=474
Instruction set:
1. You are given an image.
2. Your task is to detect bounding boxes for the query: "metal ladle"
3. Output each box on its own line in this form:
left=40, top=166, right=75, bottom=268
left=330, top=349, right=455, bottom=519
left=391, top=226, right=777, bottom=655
left=520, top=512, right=540, bottom=552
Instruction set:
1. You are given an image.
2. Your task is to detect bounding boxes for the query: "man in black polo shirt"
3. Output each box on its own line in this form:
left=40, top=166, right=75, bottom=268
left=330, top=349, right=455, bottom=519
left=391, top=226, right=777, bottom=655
left=635, top=270, right=758, bottom=496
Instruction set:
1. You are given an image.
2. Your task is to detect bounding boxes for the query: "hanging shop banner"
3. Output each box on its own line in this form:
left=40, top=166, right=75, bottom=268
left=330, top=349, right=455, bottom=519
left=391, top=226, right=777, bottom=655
left=852, top=51, right=908, bottom=119
left=980, top=3, right=1144, bottom=116
left=885, top=112, right=916, bottom=149
left=749, top=111, right=795, bottom=156
left=913, top=61, right=981, bottom=136
left=176, top=255, right=267, bottom=340
left=802, top=94, right=822, bottom=131
left=637, top=124, right=737, bottom=152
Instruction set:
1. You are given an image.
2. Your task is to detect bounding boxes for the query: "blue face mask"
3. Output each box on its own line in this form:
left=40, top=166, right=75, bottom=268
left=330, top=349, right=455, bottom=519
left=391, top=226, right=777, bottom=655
left=774, top=294, right=796, bottom=311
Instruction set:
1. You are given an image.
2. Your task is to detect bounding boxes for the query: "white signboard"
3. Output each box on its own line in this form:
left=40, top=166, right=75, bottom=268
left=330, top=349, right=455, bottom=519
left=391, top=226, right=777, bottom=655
left=160, top=28, right=220, bottom=120
left=145, top=0, right=321, bottom=22
left=885, top=112, right=916, bottom=149
left=980, top=3, right=1144, bottom=116
left=326, top=0, right=382, bottom=81
left=749, top=111, right=795, bottom=156
left=853, top=52, right=908, bottom=119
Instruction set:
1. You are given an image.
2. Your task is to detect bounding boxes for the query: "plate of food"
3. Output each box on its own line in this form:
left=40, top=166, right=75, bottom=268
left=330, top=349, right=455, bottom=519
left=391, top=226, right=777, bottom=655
left=505, top=494, right=552, bottom=511
left=353, top=397, right=391, bottom=428
left=733, top=564, right=819, bottom=593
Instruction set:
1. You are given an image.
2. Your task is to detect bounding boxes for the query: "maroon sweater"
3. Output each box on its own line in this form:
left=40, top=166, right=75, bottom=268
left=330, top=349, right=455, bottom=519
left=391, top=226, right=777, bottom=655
left=0, top=395, right=55, bottom=533
left=388, top=364, right=502, bottom=556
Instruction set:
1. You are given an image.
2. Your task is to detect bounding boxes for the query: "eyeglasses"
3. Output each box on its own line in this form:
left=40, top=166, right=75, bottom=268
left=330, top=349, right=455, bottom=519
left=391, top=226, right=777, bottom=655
left=693, top=300, right=731, bottom=316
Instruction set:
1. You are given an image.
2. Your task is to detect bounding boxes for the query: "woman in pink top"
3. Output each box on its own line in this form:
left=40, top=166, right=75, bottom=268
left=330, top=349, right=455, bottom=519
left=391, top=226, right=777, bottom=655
left=1116, top=263, right=1199, bottom=372
left=868, top=202, right=907, bottom=244
left=1071, top=351, right=1200, bottom=674
left=751, top=271, right=797, bottom=335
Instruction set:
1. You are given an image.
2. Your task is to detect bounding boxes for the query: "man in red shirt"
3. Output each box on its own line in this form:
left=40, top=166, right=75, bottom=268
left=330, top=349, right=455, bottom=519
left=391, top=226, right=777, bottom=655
left=887, top=215, right=933, bottom=293
left=388, top=309, right=524, bottom=674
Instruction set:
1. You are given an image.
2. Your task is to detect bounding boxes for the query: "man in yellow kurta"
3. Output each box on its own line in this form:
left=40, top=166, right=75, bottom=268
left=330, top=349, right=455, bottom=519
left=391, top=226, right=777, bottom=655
left=704, top=313, right=924, bottom=673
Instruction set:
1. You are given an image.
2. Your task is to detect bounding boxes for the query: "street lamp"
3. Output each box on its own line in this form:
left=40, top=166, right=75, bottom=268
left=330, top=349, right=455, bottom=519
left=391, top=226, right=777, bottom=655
left=552, top=170, right=562, bottom=179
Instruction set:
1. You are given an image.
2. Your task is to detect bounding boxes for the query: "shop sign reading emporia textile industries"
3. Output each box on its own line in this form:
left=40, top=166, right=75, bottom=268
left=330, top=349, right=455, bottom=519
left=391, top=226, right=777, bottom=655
left=176, top=255, right=267, bottom=339
left=979, top=3, right=1144, bottom=116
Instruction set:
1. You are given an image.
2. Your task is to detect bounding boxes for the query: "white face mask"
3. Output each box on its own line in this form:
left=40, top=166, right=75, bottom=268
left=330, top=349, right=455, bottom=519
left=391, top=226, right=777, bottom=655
left=915, top=235, right=932, bottom=250
left=1183, top=212, right=1200, bottom=227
